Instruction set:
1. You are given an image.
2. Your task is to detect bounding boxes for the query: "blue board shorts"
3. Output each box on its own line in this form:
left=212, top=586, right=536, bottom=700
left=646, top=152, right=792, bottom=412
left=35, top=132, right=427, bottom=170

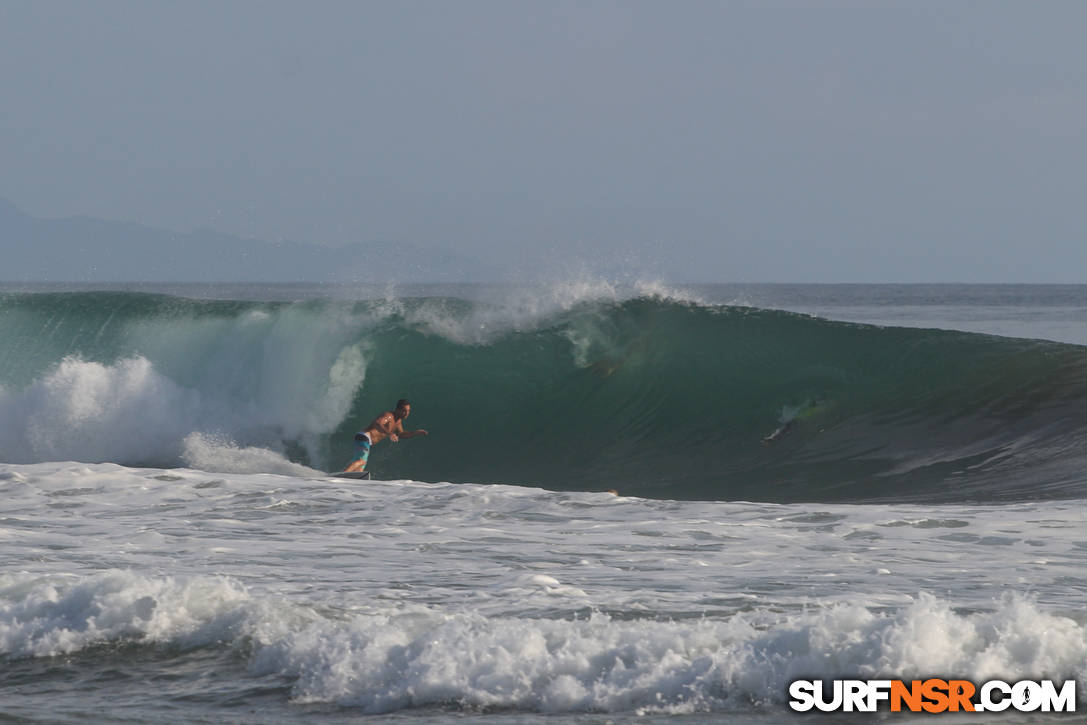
left=352, top=432, right=372, bottom=467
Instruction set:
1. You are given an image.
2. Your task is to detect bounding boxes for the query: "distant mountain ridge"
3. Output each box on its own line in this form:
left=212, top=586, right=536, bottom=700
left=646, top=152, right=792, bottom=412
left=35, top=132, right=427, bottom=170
left=0, top=199, right=497, bottom=282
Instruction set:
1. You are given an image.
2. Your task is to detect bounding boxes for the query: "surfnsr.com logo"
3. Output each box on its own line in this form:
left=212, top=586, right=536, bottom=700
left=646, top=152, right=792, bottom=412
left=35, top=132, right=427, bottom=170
left=789, top=679, right=1076, bottom=713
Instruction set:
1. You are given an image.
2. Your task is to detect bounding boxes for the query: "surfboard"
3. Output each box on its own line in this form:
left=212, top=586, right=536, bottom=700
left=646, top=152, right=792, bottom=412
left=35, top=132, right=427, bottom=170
left=330, top=471, right=371, bottom=480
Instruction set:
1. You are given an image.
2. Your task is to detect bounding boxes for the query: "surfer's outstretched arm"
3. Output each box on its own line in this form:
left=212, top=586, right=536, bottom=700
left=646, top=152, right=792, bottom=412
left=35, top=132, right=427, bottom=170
left=394, top=419, right=428, bottom=440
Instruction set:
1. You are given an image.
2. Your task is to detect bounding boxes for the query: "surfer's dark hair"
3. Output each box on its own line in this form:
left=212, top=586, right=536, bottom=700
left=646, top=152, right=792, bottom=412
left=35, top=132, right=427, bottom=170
left=396, top=398, right=410, bottom=409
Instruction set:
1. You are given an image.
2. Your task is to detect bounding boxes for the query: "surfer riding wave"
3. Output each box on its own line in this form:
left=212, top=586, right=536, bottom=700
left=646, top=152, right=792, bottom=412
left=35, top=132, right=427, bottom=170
left=344, top=398, right=429, bottom=473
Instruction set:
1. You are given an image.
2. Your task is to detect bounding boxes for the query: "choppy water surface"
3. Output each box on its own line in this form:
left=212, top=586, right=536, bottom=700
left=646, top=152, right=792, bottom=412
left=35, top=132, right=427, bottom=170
left=3, top=464, right=1086, bottom=723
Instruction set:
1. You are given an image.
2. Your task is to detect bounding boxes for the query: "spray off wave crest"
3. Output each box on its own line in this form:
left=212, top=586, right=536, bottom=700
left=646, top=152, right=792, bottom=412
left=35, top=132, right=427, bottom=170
left=2, top=287, right=1087, bottom=502
left=1, top=570, right=1084, bottom=714
left=0, top=353, right=341, bottom=475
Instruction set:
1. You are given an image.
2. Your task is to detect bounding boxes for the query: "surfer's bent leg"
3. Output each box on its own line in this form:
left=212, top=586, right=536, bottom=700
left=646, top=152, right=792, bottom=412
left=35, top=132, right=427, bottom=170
left=344, top=434, right=371, bottom=473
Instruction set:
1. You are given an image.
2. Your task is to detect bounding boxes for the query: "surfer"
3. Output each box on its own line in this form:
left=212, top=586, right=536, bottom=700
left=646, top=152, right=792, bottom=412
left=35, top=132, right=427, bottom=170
left=344, top=398, right=429, bottom=473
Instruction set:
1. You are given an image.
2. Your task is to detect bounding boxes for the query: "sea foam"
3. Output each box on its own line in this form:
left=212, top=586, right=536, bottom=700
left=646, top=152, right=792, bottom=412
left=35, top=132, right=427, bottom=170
left=2, top=571, right=1083, bottom=714
left=0, top=350, right=362, bottom=472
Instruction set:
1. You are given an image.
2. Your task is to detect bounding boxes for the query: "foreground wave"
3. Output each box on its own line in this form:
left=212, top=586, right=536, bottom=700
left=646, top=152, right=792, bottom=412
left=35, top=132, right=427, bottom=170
left=4, top=460, right=1086, bottom=721
left=2, top=290, right=1087, bottom=502
left=2, top=570, right=1082, bottom=715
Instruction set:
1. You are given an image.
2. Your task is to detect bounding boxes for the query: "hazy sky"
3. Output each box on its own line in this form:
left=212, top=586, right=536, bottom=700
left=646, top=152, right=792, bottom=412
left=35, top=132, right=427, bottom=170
left=2, top=1, right=1085, bottom=282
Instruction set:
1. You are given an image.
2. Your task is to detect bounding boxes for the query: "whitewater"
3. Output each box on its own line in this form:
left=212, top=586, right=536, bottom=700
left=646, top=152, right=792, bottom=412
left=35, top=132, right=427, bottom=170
left=3, top=283, right=1087, bottom=723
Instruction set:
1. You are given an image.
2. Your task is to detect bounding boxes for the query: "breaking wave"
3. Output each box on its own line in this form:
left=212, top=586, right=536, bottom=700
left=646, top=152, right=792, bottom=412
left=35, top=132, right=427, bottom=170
left=2, top=289, right=1087, bottom=502
left=2, top=571, right=1084, bottom=714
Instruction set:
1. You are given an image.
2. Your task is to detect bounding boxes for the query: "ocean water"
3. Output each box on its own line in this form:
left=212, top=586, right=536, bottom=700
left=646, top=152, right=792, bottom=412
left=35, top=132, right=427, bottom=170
left=2, top=282, right=1086, bottom=723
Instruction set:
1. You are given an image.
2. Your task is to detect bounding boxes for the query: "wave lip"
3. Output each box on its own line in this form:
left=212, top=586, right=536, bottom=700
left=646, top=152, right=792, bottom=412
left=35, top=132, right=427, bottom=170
left=2, top=571, right=1084, bottom=714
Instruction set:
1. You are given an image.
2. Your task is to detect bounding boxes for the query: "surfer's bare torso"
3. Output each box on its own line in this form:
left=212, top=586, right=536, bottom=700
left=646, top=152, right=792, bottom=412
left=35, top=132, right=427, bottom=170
left=365, top=401, right=428, bottom=445
left=364, top=411, right=403, bottom=444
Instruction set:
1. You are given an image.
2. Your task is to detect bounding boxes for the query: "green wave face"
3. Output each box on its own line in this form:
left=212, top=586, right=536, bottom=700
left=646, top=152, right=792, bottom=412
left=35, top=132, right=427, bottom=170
left=3, top=292, right=1087, bottom=502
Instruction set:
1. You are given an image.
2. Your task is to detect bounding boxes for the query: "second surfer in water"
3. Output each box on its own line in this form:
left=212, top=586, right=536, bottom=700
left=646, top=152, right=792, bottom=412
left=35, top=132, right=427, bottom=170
left=344, top=398, right=429, bottom=473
